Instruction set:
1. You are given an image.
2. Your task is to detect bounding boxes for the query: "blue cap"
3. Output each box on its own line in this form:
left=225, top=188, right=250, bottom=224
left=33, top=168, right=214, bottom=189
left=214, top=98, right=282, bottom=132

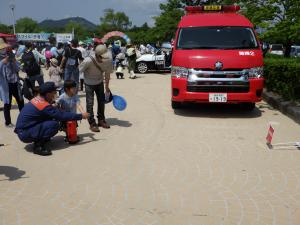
left=40, top=82, right=57, bottom=95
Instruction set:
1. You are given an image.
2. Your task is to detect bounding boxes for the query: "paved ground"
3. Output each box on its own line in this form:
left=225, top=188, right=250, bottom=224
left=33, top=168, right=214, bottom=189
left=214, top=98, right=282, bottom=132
left=1, top=72, right=300, bottom=225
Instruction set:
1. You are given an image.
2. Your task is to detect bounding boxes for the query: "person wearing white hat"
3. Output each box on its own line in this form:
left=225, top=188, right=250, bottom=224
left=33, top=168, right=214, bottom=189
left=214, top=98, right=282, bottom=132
left=79, top=44, right=113, bottom=132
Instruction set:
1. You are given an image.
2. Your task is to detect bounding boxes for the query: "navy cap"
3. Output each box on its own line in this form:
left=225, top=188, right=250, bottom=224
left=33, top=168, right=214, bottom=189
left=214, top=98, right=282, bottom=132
left=102, top=91, right=113, bottom=104
left=40, top=82, right=57, bottom=95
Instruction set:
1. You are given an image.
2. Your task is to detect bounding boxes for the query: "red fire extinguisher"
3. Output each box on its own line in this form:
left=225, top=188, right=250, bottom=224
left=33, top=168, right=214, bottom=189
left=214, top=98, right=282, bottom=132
left=66, top=121, right=79, bottom=144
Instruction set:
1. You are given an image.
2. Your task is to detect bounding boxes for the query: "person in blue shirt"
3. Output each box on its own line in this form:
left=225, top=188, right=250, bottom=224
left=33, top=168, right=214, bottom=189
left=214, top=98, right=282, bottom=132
left=57, top=80, right=87, bottom=142
left=14, top=82, right=89, bottom=156
left=57, top=80, right=84, bottom=113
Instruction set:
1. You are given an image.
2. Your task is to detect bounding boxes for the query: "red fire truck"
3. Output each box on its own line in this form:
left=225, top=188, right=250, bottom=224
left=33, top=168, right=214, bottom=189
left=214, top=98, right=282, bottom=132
left=171, top=5, right=264, bottom=110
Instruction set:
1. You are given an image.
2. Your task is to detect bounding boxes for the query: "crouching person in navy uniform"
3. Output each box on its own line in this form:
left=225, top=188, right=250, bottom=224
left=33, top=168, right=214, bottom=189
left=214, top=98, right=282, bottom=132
left=14, top=82, right=89, bottom=156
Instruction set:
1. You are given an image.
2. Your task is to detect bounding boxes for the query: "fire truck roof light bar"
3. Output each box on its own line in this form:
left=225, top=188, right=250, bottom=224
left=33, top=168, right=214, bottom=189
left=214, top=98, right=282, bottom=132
left=185, top=5, right=241, bottom=13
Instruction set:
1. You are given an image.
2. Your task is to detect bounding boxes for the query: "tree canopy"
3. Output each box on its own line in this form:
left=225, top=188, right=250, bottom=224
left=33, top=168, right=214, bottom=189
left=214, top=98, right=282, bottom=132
left=98, top=9, right=132, bottom=36
left=151, top=0, right=238, bottom=42
left=239, top=0, right=300, bottom=56
left=15, top=17, right=40, bottom=33
left=0, top=24, right=12, bottom=34
left=64, top=21, right=92, bottom=41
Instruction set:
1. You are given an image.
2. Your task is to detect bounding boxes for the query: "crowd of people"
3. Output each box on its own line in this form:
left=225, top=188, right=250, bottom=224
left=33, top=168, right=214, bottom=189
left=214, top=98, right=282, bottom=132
left=0, top=36, right=140, bottom=156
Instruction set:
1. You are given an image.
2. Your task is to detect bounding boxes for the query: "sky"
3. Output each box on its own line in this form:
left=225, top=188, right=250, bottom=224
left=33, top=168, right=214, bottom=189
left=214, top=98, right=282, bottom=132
left=0, top=0, right=166, bottom=27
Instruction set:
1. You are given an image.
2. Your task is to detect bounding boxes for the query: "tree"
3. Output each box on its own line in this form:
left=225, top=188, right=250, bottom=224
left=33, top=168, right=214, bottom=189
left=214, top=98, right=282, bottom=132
left=152, top=0, right=236, bottom=42
left=98, top=9, right=132, bottom=36
left=239, top=0, right=300, bottom=57
left=0, top=24, right=12, bottom=34
left=127, top=23, right=156, bottom=44
left=15, top=17, right=40, bottom=33
left=64, top=21, right=90, bottom=40
left=152, top=0, right=184, bottom=42
left=40, top=26, right=65, bottom=34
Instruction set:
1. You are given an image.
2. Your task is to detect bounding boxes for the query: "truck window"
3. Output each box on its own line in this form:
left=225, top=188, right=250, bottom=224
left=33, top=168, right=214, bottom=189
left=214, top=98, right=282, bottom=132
left=177, top=26, right=258, bottom=50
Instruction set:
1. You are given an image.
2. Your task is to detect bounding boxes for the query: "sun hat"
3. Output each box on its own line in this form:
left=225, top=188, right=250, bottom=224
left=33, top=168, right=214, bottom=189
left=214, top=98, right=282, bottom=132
left=95, top=45, right=111, bottom=59
left=0, top=38, right=10, bottom=50
left=50, top=58, right=58, bottom=67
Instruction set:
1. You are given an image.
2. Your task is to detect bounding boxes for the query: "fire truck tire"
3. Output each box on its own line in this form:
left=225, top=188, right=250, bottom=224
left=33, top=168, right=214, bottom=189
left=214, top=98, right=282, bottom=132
left=172, top=101, right=182, bottom=109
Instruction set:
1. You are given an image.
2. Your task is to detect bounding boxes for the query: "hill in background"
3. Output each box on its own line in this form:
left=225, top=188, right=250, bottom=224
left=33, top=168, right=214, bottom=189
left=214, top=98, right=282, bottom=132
left=39, top=17, right=97, bottom=30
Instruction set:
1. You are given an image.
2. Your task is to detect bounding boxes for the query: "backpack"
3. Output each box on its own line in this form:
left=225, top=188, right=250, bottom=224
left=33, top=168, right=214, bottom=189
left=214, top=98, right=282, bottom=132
left=22, top=51, right=41, bottom=77
left=56, top=49, right=64, bottom=66
left=65, top=48, right=78, bottom=67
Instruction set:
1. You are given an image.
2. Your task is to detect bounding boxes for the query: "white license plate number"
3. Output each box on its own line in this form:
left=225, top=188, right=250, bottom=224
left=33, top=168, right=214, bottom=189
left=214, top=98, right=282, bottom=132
left=209, top=93, right=227, bottom=103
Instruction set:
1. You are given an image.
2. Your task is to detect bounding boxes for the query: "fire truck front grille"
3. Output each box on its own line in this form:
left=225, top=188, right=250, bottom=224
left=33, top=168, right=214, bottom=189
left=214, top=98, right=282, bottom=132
left=187, top=81, right=250, bottom=93
left=186, top=69, right=250, bottom=93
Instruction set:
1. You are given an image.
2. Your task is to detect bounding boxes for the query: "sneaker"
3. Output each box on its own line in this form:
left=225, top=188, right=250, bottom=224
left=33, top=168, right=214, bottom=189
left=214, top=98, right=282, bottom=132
left=33, top=142, right=52, bottom=156
left=98, top=120, right=110, bottom=129
left=90, top=124, right=100, bottom=132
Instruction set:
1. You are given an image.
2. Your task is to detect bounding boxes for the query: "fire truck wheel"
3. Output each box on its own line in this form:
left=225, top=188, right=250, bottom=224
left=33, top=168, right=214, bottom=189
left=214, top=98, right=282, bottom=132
left=137, top=62, right=148, bottom=74
left=172, top=101, right=182, bottom=109
left=242, top=102, right=256, bottom=111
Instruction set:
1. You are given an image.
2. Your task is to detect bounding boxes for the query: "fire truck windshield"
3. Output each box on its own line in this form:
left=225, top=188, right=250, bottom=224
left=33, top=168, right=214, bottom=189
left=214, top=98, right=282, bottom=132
left=177, top=26, right=259, bottom=50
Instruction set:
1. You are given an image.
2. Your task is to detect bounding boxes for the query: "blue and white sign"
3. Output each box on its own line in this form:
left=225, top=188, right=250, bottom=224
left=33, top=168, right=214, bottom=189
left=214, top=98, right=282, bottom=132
left=16, top=33, right=73, bottom=43
left=56, top=33, right=73, bottom=43
left=16, top=33, right=51, bottom=42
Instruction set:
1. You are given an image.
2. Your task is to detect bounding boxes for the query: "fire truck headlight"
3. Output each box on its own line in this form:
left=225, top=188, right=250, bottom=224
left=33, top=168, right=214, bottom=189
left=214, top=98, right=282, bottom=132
left=248, top=67, right=264, bottom=78
left=171, top=66, right=189, bottom=78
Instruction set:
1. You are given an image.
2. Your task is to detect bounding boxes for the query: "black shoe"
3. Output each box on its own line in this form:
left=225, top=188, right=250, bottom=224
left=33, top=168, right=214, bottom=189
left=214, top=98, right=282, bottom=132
left=33, top=142, right=52, bottom=156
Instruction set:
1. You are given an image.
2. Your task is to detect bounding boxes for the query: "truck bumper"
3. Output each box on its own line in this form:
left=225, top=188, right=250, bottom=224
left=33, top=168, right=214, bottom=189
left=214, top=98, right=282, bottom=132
left=171, top=78, right=264, bottom=103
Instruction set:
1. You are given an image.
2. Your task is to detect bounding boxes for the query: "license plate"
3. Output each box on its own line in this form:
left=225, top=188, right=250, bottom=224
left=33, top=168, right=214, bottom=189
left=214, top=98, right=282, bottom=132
left=209, top=93, right=227, bottom=103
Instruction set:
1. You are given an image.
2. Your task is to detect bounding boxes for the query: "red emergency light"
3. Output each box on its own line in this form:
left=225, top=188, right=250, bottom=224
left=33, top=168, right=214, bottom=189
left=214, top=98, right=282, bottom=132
left=185, top=5, right=241, bottom=14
